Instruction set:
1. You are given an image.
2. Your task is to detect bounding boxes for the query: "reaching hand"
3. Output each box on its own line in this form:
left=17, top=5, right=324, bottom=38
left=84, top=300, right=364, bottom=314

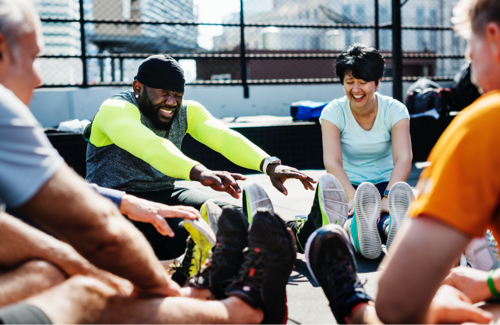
left=427, top=284, right=493, bottom=324
left=443, top=266, right=493, bottom=303
left=348, top=198, right=354, bottom=216
left=190, top=165, right=246, bottom=199
left=267, top=164, right=316, bottom=195
left=120, top=195, right=200, bottom=237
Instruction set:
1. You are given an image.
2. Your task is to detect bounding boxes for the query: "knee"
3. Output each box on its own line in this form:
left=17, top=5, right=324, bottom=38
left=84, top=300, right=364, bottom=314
left=20, top=260, right=66, bottom=286
left=64, top=275, right=117, bottom=299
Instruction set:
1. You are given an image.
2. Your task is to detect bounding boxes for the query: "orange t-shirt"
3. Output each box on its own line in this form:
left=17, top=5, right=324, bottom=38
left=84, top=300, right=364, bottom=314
left=408, top=90, right=500, bottom=240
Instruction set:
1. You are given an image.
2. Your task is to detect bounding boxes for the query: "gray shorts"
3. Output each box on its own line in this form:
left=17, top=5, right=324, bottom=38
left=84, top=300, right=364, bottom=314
left=0, top=303, right=51, bottom=324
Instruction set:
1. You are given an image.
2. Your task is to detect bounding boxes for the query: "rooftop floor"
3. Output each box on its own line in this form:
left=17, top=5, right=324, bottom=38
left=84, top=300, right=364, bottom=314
left=176, top=166, right=423, bottom=324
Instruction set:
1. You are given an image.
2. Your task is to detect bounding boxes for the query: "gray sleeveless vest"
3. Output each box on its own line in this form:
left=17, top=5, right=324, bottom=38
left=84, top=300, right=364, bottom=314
left=85, top=90, right=188, bottom=192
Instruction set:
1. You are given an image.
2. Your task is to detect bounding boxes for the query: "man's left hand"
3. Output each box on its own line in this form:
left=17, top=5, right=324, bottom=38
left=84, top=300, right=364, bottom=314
left=267, top=165, right=316, bottom=195
left=426, top=285, right=493, bottom=324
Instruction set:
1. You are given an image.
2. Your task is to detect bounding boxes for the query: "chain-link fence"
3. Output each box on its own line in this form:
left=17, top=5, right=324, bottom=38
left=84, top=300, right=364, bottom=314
left=36, top=0, right=467, bottom=98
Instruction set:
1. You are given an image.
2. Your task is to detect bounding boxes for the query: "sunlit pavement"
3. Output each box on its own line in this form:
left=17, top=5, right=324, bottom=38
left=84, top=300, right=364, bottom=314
left=176, top=166, right=422, bottom=324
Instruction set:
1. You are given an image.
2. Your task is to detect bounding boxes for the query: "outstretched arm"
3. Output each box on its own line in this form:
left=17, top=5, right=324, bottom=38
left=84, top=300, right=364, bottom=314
left=382, top=118, right=412, bottom=213
left=19, top=164, right=181, bottom=297
left=187, top=101, right=315, bottom=195
left=321, top=120, right=356, bottom=215
left=88, top=183, right=200, bottom=237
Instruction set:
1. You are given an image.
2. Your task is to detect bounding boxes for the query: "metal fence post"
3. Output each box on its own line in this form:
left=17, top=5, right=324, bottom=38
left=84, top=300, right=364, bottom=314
left=374, top=0, right=379, bottom=49
left=392, top=0, right=402, bottom=101
left=79, top=0, right=88, bottom=87
left=240, top=0, right=249, bottom=98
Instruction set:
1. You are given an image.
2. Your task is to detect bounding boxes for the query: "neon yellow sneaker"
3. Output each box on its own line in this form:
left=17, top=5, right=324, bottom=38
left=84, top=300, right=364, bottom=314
left=184, top=218, right=216, bottom=277
left=200, top=199, right=222, bottom=235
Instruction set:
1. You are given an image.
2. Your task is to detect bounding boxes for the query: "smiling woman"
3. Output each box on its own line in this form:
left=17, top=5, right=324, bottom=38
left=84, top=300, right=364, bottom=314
left=288, top=44, right=413, bottom=260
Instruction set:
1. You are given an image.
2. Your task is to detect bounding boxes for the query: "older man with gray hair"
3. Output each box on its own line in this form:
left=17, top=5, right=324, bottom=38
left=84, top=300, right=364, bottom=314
left=0, top=1, right=295, bottom=324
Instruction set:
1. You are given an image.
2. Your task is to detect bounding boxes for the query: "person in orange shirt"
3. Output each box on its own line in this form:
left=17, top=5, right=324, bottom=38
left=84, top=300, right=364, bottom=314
left=305, top=0, right=500, bottom=323
left=376, top=0, right=500, bottom=321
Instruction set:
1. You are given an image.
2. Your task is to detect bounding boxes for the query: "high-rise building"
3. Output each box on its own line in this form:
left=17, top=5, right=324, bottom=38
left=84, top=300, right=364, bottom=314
left=35, top=0, right=84, bottom=85
left=35, top=0, right=197, bottom=85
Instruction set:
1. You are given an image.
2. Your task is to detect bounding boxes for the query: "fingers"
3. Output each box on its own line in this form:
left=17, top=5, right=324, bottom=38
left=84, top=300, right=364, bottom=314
left=218, top=173, right=241, bottom=194
left=272, top=179, right=288, bottom=196
left=225, top=185, right=241, bottom=199
left=348, top=202, right=354, bottom=216
left=229, top=173, right=246, bottom=181
left=159, top=206, right=200, bottom=220
left=455, top=305, right=493, bottom=324
left=299, top=178, right=316, bottom=191
left=152, top=217, right=174, bottom=237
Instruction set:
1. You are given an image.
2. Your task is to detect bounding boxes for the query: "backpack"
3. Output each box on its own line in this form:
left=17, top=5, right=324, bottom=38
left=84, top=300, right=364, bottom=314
left=452, top=63, right=481, bottom=110
left=405, top=78, right=454, bottom=116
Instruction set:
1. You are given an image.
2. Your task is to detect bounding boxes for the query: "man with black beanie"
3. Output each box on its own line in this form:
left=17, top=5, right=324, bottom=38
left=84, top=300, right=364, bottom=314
left=86, top=54, right=315, bottom=260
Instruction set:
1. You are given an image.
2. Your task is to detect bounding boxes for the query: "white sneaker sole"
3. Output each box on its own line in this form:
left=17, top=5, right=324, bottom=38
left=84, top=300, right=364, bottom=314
left=184, top=217, right=216, bottom=247
left=305, top=224, right=351, bottom=285
left=243, top=182, right=273, bottom=222
left=318, top=174, right=349, bottom=227
left=387, top=182, right=415, bottom=251
left=354, top=182, right=382, bottom=259
left=201, top=199, right=222, bottom=235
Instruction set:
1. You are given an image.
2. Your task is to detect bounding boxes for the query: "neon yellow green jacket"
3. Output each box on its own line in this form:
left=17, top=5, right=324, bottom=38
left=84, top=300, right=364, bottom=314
left=86, top=90, right=269, bottom=191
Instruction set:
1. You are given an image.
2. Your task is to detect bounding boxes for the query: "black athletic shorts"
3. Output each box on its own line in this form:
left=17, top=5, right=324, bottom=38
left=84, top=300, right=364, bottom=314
left=0, top=303, right=52, bottom=324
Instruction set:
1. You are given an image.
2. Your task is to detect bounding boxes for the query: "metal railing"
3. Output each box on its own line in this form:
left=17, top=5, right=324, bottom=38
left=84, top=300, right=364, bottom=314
left=38, top=0, right=466, bottom=101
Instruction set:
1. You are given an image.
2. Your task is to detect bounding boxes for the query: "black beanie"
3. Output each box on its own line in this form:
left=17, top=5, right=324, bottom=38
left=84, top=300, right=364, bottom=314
left=135, top=55, right=185, bottom=93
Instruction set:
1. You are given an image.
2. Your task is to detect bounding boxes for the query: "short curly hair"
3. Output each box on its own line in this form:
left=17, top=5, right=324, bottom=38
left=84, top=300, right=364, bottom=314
left=452, top=0, right=500, bottom=39
left=335, top=44, right=385, bottom=85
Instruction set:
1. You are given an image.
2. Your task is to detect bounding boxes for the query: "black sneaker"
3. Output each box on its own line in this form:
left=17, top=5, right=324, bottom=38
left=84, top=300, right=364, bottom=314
left=225, top=209, right=296, bottom=324
left=171, top=237, right=195, bottom=286
left=190, top=207, right=249, bottom=299
left=305, top=224, right=372, bottom=324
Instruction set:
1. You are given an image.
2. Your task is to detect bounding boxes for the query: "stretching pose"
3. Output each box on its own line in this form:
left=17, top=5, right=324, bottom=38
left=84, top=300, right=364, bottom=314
left=0, top=1, right=295, bottom=324
left=288, top=45, right=414, bottom=258
left=85, top=55, right=315, bottom=260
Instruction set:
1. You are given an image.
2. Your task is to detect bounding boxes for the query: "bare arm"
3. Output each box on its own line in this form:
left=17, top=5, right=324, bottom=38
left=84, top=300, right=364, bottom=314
left=0, top=213, right=132, bottom=294
left=18, top=165, right=180, bottom=297
left=381, top=118, right=412, bottom=212
left=321, top=120, right=356, bottom=215
left=376, top=217, right=470, bottom=323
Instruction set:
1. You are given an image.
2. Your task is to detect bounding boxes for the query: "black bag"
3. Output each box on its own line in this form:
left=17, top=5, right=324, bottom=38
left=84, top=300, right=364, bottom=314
left=452, top=63, right=481, bottom=111
left=405, top=78, right=454, bottom=116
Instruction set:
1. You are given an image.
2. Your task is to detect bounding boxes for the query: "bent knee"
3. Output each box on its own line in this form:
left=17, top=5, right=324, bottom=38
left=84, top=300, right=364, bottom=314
left=20, top=260, right=67, bottom=286
left=64, top=275, right=118, bottom=298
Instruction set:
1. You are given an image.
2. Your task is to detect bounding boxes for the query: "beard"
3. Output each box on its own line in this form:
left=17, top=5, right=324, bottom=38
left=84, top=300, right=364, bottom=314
left=137, top=88, right=178, bottom=130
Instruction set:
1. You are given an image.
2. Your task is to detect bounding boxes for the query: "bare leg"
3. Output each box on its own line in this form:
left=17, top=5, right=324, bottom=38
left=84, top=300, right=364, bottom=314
left=26, top=275, right=263, bottom=324
left=348, top=302, right=382, bottom=324
left=179, top=286, right=215, bottom=300
left=0, top=260, right=66, bottom=307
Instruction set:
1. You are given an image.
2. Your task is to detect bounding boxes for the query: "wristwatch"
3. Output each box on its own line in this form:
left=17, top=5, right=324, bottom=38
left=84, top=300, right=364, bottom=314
left=262, top=156, right=281, bottom=175
left=383, top=189, right=390, bottom=198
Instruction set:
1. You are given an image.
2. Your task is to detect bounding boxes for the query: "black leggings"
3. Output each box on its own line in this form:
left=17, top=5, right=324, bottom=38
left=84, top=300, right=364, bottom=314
left=127, top=186, right=240, bottom=260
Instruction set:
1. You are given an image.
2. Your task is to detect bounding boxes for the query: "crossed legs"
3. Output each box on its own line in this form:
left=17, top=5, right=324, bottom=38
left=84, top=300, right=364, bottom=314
left=24, top=275, right=262, bottom=324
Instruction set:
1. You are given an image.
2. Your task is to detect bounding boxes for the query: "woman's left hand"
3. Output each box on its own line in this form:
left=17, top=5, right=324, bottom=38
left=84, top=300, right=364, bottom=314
left=380, top=196, right=389, bottom=221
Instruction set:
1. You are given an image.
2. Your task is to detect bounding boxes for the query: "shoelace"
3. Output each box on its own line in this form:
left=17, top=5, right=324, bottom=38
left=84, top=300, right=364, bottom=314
left=198, top=243, right=226, bottom=277
left=325, top=257, right=364, bottom=307
left=235, top=248, right=266, bottom=289
left=171, top=239, right=195, bottom=276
